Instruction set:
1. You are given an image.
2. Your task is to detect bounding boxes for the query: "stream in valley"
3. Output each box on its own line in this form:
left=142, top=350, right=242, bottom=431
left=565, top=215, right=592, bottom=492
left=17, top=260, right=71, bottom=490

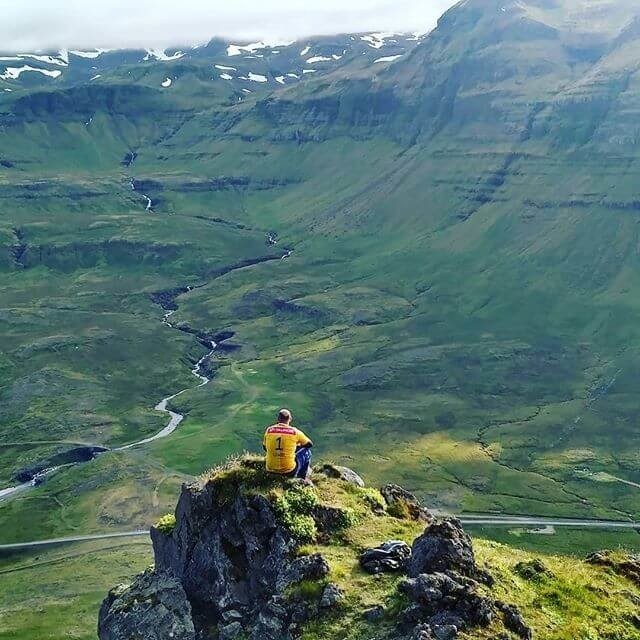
left=0, top=307, right=217, bottom=501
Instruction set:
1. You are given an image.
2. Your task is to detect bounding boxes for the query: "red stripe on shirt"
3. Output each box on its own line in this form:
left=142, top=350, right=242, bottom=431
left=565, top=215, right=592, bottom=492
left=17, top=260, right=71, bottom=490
left=267, top=426, right=297, bottom=435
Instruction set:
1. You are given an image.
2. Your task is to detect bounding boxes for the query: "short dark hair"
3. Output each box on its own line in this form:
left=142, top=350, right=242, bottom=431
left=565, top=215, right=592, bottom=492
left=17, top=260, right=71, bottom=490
left=278, top=408, right=292, bottom=423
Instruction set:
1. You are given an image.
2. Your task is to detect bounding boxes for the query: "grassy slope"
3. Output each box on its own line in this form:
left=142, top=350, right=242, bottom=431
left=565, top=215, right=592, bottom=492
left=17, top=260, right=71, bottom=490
left=0, top=539, right=152, bottom=640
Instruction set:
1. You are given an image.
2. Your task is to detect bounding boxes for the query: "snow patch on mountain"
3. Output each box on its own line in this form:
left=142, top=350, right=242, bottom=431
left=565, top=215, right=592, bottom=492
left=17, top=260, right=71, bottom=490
left=374, top=55, right=403, bottom=63
left=300, top=46, right=311, bottom=56
left=306, top=56, right=332, bottom=64
left=275, top=76, right=285, bottom=84
left=0, top=66, right=62, bottom=80
left=70, top=49, right=111, bottom=59
left=360, top=33, right=399, bottom=49
left=227, top=39, right=293, bottom=57
left=220, top=73, right=233, bottom=80
left=16, top=53, right=68, bottom=66
left=215, top=64, right=236, bottom=71
left=161, top=78, right=172, bottom=87
left=144, top=49, right=185, bottom=61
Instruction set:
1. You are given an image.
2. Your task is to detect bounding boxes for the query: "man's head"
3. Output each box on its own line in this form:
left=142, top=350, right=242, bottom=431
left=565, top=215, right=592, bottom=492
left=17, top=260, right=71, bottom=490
left=277, top=408, right=292, bottom=424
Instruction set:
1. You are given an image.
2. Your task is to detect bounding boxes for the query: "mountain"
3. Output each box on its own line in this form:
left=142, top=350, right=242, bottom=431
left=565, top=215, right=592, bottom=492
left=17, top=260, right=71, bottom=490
left=3, top=1, right=640, bottom=636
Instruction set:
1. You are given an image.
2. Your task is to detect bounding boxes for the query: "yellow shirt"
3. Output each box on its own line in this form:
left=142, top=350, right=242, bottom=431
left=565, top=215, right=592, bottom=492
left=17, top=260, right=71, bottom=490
left=263, top=423, right=312, bottom=474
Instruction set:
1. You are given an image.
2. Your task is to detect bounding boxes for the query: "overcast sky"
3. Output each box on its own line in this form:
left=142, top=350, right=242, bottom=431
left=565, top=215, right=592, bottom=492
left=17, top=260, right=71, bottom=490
left=2, top=0, right=457, bottom=52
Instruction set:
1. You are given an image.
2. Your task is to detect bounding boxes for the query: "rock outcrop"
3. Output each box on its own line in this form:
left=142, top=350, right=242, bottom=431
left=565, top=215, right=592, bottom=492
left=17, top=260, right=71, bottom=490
left=381, top=483, right=432, bottom=522
left=391, top=517, right=530, bottom=640
left=319, top=463, right=365, bottom=487
left=99, top=459, right=338, bottom=640
left=586, top=550, right=640, bottom=587
left=98, top=457, right=532, bottom=640
left=98, top=570, right=195, bottom=640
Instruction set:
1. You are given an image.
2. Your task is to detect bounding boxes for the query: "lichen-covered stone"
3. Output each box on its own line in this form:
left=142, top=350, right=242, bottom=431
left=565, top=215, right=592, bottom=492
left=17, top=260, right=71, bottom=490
left=319, top=463, right=365, bottom=487
left=381, top=484, right=431, bottom=522
left=98, top=570, right=195, bottom=640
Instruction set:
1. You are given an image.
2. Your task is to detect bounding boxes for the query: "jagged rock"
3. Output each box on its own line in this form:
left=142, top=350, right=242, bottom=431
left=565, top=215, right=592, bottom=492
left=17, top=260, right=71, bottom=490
left=249, top=596, right=290, bottom=640
left=319, top=463, right=365, bottom=487
left=152, top=486, right=297, bottom=616
left=586, top=551, right=640, bottom=586
left=432, top=624, right=458, bottom=640
left=496, top=603, right=532, bottom=640
left=319, top=583, right=343, bottom=608
left=363, top=605, right=385, bottom=622
left=381, top=484, right=431, bottom=521
left=221, top=610, right=243, bottom=624
left=277, top=553, right=330, bottom=590
left=399, top=572, right=494, bottom=629
left=406, top=624, right=436, bottom=640
left=219, top=621, right=243, bottom=640
left=360, top=540, right=412, bottom=574
left=98, top=570, right=195, bottom=640
left=407, top=519, right=491, bottom=584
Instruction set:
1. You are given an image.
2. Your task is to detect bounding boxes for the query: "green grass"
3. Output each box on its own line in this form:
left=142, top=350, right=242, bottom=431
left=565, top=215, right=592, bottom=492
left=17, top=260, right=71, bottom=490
left=0, top=540, right=152, bottom=640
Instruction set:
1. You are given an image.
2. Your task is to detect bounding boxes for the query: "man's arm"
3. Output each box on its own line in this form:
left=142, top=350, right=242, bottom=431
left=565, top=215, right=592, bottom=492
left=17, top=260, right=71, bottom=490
left=296, top=429, right=313, bottom=449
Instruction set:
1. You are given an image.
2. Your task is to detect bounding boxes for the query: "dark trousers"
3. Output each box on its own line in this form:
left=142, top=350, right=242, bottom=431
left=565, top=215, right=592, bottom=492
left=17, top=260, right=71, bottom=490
left=290, top=448, right=312, bottom=478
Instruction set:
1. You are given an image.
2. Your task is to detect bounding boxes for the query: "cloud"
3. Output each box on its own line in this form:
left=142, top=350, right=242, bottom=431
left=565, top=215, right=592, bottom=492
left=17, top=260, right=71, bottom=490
left=0, top=0, right=457, bottom=52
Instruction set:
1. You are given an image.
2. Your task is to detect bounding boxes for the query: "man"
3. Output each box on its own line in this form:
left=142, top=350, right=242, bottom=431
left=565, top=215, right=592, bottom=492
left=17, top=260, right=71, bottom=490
left=263, top=409, right=313, bottom=479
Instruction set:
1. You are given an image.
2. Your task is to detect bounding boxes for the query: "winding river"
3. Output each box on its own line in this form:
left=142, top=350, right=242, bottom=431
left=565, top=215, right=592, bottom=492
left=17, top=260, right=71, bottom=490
left=0, top=308, right=217, bottom=500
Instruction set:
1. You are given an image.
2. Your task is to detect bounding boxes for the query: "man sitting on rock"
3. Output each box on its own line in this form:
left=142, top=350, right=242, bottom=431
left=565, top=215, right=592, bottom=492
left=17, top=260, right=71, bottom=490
left=263, top=408, right=313, bottom=479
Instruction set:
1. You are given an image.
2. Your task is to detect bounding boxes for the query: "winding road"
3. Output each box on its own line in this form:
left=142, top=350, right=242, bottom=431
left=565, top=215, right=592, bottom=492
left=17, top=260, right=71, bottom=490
left=1, top=514, right=638, bottom=551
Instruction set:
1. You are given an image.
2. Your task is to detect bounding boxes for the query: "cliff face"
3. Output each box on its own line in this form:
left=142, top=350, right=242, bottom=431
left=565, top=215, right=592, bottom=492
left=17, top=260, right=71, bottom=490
left=98, top=457, right=535, bottom=640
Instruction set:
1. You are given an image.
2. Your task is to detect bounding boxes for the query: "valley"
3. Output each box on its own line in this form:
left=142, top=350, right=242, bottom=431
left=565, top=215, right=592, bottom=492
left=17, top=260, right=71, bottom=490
left=2, top=3, right=640, bottom=635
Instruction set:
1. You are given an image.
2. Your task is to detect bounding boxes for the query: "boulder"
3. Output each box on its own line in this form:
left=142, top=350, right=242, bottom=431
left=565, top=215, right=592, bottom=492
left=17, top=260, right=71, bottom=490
left=152, top=485, right=297, bottom=615
left=319, top=583, right=343, bottom=609
left=399, top=572, right=494, bottom=630
left=381, top=484, right=431, bottom=521
left=363, top=605, right=385, bottom=622
left=496, top=602, right=532, bottom=640
left=277, top=553, right=329, bottom=590
left=98, top=570, right=195, bottom=640
left=406, top=624, right=436, bottom=640
left=407, top=519, right=479, bottom=580
left=249, top=596, right=290, bottom=640
left=360, top=540, right=412, bottom=574
left=319, top=463, right=365, bottom=487
left=219, top=621, right=243, bottom=640
left=432, top=624, right=458, bottom=640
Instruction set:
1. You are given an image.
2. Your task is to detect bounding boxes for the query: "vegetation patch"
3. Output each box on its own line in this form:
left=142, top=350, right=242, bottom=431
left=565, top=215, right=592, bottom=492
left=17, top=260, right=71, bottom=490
left=273, top=484, right=319, bottom=543
left=154, top=513, right=176, bottom=535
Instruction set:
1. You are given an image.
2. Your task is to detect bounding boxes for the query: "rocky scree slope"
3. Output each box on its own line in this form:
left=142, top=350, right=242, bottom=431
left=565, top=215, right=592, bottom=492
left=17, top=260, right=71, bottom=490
left=97, top=456, right=626, bottom=640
